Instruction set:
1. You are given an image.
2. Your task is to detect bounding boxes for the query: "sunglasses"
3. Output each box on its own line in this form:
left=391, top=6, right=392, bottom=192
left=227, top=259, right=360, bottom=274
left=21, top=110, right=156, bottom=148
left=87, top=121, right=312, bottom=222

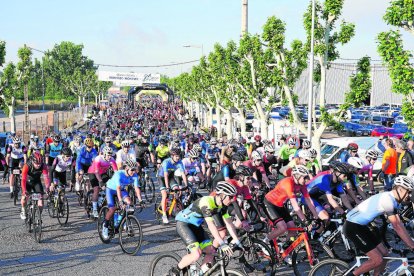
left=129, top=168, right=136, bottom=172
left=351, top=151, right=358, bottom=153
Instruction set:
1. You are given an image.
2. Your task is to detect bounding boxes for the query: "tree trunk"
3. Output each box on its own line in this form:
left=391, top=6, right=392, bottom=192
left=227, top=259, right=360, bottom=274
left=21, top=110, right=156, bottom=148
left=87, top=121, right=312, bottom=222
left=216, top=107, right=222, bottom=138
left=226, top=111, right=233, bottom=139
left=78, top=95, right=82, bottom=109
left=207, top=106, right=213, bottom=127
left=9, top=96, right=16, bottom=133
left=319, top=55, right=326, bottom=108
left=311, top=122, right=327, bottom=166
left=95, top=95, right=98, bottom=105
left=236, top=107, right=247, bottom=138
left=254, top=99, right=268, bottom=139
left=82, top=96, right=85, bottom=106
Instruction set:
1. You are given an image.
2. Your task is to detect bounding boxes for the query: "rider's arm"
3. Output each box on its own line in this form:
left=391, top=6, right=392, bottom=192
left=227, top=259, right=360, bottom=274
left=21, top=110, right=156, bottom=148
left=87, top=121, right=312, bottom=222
left=223, top=216, right=240, bottom=244
left=75, top=148, right=83, bottom=173
left=289, top=197, right=307, bottom=221
left=231, top=201, right=244, bottom=221
left=42, top=164, right=51, bottom=190
left=325, top=193, right=344, bottom=214
left=49, top=158, right=58, bottom=185
left=389, top=214, right=414, bottom=249
left=110, top=158, right=118, bottom=171
left=340, top=193, right=353, bottom=211
left=21, top=164, right=29, bottom=195
left=133, top=175, right=143, bottom=202
left=22, top=147, right=28, bottom=164
left=116, top=184, right=123, bottom=203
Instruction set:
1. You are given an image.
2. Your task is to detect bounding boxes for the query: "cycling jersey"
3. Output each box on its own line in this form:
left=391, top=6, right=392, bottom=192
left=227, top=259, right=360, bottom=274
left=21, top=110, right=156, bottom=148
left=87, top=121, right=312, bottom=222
left=116, top=149, right=136, bottom=166
left=157, top=158, right=184, bottom=177
left=76, top=146, right=98, bottom=172
left=51, top=155, right=73, bottom=172
left=181, top=157, right=200, bottom=175
left=266, top=176, right=310, bottom=207
left=7, top=144, right=27, bottom=160
left=106, top=170, right=140, bottom=190
left=243, top=159, right=266, bottom=175
left=155, top=145, right=169, bottom=159
left=87, top=155, right=117, bottom=175
left=278, top=145, right=296, bottom=160
left=47, top=142, right=63, bottom=158
left=206, top=146, right=220, bottom=160
left=135, top=141, right=150, bottom=159
left=346, top=192, right=397, bottom=225
left=210, top=179, right=252, bottom=201
left=307, top=174, right=345, bottom=197
left=21, top=163, right=50, bottom=194
left=175, top=196, right=230, bottom=227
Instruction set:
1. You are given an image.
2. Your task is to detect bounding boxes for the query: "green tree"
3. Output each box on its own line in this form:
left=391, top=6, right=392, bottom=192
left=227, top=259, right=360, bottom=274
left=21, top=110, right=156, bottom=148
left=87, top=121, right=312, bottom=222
left=17, top=45, right=33, bottom=141
left=0, top=40, right=5, bottom=67
left=0, top=62, right=19, bottom=132
left=378, top=0, right=414, bottom=129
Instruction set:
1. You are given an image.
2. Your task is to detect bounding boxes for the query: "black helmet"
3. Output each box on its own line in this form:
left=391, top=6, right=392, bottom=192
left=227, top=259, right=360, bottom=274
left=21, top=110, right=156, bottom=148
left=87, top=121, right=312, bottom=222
left=232, top=153, right=245, bottom=162
left=330, top=162, right=350, bottom=174
left=170, top=148, right=181, bottom=156
left=61, top=147, right=72, bottom=156
left=235, top=165, right=253, bottom=177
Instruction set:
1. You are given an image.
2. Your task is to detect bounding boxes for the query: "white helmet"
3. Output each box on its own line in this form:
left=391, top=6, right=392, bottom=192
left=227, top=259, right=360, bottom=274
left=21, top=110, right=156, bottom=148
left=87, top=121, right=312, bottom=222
left=288, top=137, right=296, bottom=146
left=121, top=140, right=130, bottom=147
left=309, top=148, right=317, bottom=158
left=188, top=149, right=199, bottom=158
left=348, top=157, right=364, bottom=169
left=215, top=181, right=237, bottom=196
left=102, top=146, right=113, bottom=156
left=264, top=144, right=275, bottom=153
left=292, top=165, right=310, bottom=177
left=394, top=175, right=414, bottom=191
left=302, top=139, right=311, bottom=149
left=298, top=149, right=312, bottom=161
left=251, top=151, right=262, bottom=161
left=125, top=158, right=137, bottom=169
left=366, top=150, right=379, bottom=160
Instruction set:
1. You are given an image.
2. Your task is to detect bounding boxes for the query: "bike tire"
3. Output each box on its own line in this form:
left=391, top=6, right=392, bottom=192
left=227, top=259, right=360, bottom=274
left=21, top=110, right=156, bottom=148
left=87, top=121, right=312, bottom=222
left=171, top=199, right=183, bottom=218
left=329, top=234, right=356, bottom=263
left=77, top=191, right=84, bottom=206
left=144, top=177, right=155, bottom=203
left=241, top=237, right=276, bottom=275
left=33, top=205, right=42, bottom=243
left=119, top=215, right=143, bottom=255
left=210, top=269, right=246, bottom=276
left=291, top=239, right=334, bottom=276
left=149, top=252, right=187, bottom=276
left=308, top=258, right=349, bottom=276
left=57, top=196, right=69, bottom=226
left=47, top=197, right=56, bottom=218
left=97, top=206, right=112, bottom=244
left=154, top=195, right=162, bottom=224
left=25, top=205, right=33, bottom=233
left=85, top=190, right=93, bottom=219
left=13, top=176, right=19, bottom=206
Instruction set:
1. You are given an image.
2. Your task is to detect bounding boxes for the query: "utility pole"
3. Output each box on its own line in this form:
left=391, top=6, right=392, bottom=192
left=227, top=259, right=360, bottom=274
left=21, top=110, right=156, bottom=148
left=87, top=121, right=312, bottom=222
left=23, top=44, right=30, bottom=143
left=241, top=0, right=248, bottom=36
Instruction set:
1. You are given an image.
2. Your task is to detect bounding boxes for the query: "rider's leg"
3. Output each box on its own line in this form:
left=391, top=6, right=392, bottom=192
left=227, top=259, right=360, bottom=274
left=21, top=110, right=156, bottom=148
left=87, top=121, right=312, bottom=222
left=161, top=189, right=168, bottom=216
left=353, top=246, right=386, bottom=276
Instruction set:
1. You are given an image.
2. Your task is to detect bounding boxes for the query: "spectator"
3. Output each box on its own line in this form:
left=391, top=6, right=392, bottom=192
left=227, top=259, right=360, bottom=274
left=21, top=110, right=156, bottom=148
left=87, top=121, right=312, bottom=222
left=395, top=140, right=413, bottom=175
left=382, top=138, right=397, bottom=191
left=407, top=139, right=414, bottom=159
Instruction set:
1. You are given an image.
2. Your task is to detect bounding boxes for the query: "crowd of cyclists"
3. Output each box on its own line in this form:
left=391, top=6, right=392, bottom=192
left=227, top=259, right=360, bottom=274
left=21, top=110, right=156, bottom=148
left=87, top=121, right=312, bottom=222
left=2, top=96, right=414, bottom=276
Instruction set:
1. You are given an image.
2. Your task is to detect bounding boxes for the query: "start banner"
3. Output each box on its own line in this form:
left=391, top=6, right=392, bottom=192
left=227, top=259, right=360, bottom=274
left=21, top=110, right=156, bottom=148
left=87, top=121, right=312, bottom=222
left=98, top=71, right=160, bottom=86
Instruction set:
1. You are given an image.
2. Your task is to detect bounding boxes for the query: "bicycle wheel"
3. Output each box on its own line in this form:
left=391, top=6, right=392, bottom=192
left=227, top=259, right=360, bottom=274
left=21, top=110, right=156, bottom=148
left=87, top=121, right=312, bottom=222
left=77, top=191, right=84, bottom=206
left=308, top=258, right=350, bottom=276
left=154, top=195, right=163, bottom=224
left=211, top=269, right=245, bottom=276
left=329, top=234, right=356, bottom=262
left=84, top=190, right=93, bottom=218
left=128, top=186, right=137, bottom=206
left=119, top=215, right=143, bottom=255
left=144, top=177, right=155, bottom=203
left=47, top=197, right=56, bottom=218
left=57, top=196, right=69, bottom=225
left=97, top=206, right=111, bottom=244
left=241, top=237, right=276, bottom=274
left=13, top=176, right=19, bottom=206
left=149, top=252, right=185, bottom=276
left=33, top=205, right=42, bottom=243
left=25, top=205, right=33, bottom=233
left=291, top=240, right=334, bottom=276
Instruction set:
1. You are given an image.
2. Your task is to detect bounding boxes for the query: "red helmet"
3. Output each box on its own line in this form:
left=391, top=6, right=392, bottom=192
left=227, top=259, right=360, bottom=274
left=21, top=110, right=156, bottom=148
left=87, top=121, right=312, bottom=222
left=347, top=143, right=359, bottom=151
left=254, top=135, right=262, bottom=142
left=30, top=152, right=43, bottom=165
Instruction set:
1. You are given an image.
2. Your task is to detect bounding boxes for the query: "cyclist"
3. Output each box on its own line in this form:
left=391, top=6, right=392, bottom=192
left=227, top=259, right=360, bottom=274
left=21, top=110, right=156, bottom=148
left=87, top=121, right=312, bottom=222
left=173, top=182, right=242, bottom=276
left=277, top=137, right=297, bottom=166
left=346, top=157, right=368, bottom=203
left=101, top=158, right=143, bottom=239
left=248, top=135, right=263, bottom=158
left=135, top=133, right=154, bottom=171
left=116, top=141, right=136, bottom=169
left=262, top=144, right=278, bottom=176
left=205, top=138, right=220, bottom=182
left=27, top=136, right=43, bottom=157
left=199, top=135, right=210, bottom=177
left=99, top=136, right=117, bottom=154
left=6, top=136, right=27, bottom=198
left=20, top=152, right=50, bottom=220
left=308, top=148, right=321, bottom=175
left=69, top=136, right=83, bottom=192
left=363, top=149, right=380, bottom=194
left=344, top=175, right=414, bottom=276
left=158, top=148, right=188, bottom=224
left=209, top=151, right=238, bottom=191
left=294, top=139, right=311, bottom=158
left=243, top=151, right=270, bottom=188
left=182, top=149, right=204, bottom=183
left=49, top=148, right=73, bottom=192
left=155, top=136, right=170, bottom=167
left=304, top=162, right=353, bottom=223
left=75, top=137, right=98, bottom=192
left=281, top=149, right=313, bottom=177
left=45, top=135, right=63, bottom=167
left=263, top=165, right=319, bottom=243
left=340, top=142, right=359, bottom=163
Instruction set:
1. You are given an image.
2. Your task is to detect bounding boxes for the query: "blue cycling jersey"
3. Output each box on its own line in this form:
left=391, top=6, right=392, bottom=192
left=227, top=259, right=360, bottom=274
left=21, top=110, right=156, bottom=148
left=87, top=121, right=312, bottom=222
left=49, top=143, right=63, bottom=158
left=200, top=140, right=208, bottom=155
left=222, top=164, right=231, bottom=178
left=340, top=151, right=350, bottom=163
left=106, top=170, right=139, bottom=190
left=157, top=158, right=185, bottom=177
left=206, top=146, right=220, bottom=159
left=76, top=145, right=98, bottom=172
left=307, top=174, right=345, bottom=196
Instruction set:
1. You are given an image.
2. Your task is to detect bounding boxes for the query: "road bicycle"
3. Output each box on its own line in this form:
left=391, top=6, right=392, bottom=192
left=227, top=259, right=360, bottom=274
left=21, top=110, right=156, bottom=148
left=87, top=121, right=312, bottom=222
left=25, top=193, right=43, bottom=243
left=149, top=244, right=245, bottom=276
left=76, top=173, right=89, bottom=207
left=154, top=186, right=189, bottom=224
left=308, top=253, right=414, bottom=276
left=12, top=168, right=21, bottom=206
left=97, top=203, right=143, bottom=255
left=140, top=165, right=156, bottom=203
left=47, top=183, right=69, bottom=225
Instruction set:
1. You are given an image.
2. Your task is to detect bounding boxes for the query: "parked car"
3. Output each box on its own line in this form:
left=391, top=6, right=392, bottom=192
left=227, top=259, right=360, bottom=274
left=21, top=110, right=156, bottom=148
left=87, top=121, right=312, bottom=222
left=371, top=127, right=405, bottom=139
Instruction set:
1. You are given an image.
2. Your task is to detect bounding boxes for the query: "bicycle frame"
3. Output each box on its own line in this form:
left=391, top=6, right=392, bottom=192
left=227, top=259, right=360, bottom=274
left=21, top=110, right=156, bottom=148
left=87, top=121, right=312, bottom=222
left=346, top=256, right=411, bottom=276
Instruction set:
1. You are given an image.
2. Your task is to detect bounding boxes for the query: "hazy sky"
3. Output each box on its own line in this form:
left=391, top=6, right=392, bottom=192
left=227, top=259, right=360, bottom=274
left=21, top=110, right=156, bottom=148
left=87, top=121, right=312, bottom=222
left=1, top=0, right=413, bottom=77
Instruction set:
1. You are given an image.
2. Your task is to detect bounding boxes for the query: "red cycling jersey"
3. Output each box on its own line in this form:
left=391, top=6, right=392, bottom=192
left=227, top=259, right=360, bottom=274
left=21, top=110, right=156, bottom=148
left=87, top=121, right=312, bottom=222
left=265, top=176, right=310, bottom=207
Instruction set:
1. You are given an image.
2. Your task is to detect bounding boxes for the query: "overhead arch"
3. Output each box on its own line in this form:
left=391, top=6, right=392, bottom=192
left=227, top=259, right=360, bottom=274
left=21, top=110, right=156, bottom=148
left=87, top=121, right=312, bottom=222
left=128, top=83, right=174, bottom=102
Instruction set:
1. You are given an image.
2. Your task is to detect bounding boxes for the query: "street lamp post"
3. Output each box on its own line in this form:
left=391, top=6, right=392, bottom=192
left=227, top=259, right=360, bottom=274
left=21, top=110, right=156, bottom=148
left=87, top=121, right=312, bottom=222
left=307, top=0, right=316, bottom=141
left=183, top=44, right=204, bottom=57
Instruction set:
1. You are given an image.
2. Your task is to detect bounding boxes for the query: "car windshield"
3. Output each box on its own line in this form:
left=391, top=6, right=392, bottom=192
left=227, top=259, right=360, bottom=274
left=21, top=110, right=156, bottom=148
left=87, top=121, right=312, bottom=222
left=321, top=144, right=339, bottom=160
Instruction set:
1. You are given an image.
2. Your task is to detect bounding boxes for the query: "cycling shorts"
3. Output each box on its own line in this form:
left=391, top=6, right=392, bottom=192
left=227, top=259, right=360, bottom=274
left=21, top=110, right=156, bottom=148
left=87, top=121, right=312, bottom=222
left=158, top=173, right=179, bottom=191
left=78, top=164, right=91, bottom=174
left=343, top=221, right=381, bottom=253
left=136, top=157, right=148, bottom=169
left=52, top=171, right=67, bottom=186
left=88, top=173, right=110, bottom=188
left=262, top=198, right=292, bottom=223
left=176, top=221, right=212, bottom=252
left=106, top=188, right=128, bottom=208
left=26, top=180, right=44, bottom=195
left=10, top=158, right=24, bottom=169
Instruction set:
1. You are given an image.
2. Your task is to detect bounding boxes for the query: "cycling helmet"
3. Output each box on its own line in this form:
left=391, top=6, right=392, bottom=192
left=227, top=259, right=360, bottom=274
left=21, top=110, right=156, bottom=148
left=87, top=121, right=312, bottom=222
left=53, top=135, right=61, bottom=142
left=102, top=146, right=113, bottom=155
left=254, top=135, right=261, bottom=142
left=347, top=143, right=359, bottom=151
left=302, top=139, right=311, bottom=149
left=215, top=181, right=237, bottom=196
left=61, top=147, right=72, bottom=156
left=330, top=162, right=350, bottom=174
left=210, top=138, right=217, bottom=145
left=288, top=137, right=296, bottom=146
left=170, top=148, right=181, bottom=156
left=292, top=165, right=310, bottom=177
left=264, top=144, right=275, bottom=153
left=193, top=144, right=202, bottom=152
left=366, top=150, right=379, bottom=159
left=204, top=134, right=211, bottom=141
left=251, top=151, right=262, bottom=161
left=348, top=157, right=364, bottom=169
left=309, top=148, right=317, bottom=158
left=34, top=136, right=39, bottom=142
left=121, top=140, right=130, bottom=147
left=74, top=136, right=82, bottom=143
left=228, top=138, right=237, bottom=146
left=125, top=158, right=137, bottom=169
left=235, top=165, right=253, bottom=177
left=394, top=175, right=414, bottom=191
left=84, top=138, right=94, bottom=147
left=30, top=151, right=43, bottom=165
left=298, top=149, right=312, bottom=161
left=142, top=129, right=149, bottom=137
left=188, top=149, right=199, bottom=158
left=232, top=153, right=245, bottom=162
left=104, top=136, right=111, bottom=143
left=12, top=136, right=21, bottom=144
